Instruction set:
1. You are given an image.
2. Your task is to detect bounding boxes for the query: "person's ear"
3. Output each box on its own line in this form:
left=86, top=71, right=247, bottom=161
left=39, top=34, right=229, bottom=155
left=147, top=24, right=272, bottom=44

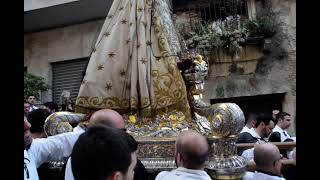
left=108, top=171, right=121, bottom=180
left=176, top=153, right=183, bottom=166
left=274, top=160, right=282, bottom=174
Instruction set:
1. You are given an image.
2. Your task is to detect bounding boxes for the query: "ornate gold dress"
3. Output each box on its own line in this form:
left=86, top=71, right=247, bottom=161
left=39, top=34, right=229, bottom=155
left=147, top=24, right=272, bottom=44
left=75, top=0, right=191, bottom=135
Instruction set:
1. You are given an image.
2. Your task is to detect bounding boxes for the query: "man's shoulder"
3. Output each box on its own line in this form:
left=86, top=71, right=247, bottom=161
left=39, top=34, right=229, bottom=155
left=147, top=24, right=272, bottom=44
left=242, top=171, right=254, bottom=180
left=155, top=171, right=171, bottom=180
left=239, top=132, right=253, bottom=138
left=73, top=125, right=85, bottom=133
left=240, top=126, right=251, bottom=133
left=155, top=168, right=211, bottom=180
left=243, top=171, right=286, bottom=180
left=269, top=131, right=281, bottom=136
left=269, top=132, right=281, bottom=142
left=241, top=148, right=254, bottom=161
left=237, top=132, right=257, bottom=143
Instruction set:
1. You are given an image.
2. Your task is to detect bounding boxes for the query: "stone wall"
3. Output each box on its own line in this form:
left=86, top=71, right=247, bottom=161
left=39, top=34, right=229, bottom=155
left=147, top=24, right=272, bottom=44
left=201, top=0, right=296, bottom=134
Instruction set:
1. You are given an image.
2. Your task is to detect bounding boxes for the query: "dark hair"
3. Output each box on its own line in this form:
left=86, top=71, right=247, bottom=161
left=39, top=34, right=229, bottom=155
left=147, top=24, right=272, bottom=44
left=71, top=125, right=131, bottom=180
left=245, top=113, right=257, bottom=125
left=123, top=133, right=138, bottom=153
left=27, top=109, right=51, bottom=133
left=255, top=113, right=272, bottom=127
left=275, top=112, right=291, bottom=124
left=43, top=102, right=59, bottom=112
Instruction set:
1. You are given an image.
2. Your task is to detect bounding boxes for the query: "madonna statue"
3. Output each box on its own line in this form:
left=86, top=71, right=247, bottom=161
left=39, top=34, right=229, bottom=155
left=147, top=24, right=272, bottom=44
left=75, top=0, right=192, bottom=136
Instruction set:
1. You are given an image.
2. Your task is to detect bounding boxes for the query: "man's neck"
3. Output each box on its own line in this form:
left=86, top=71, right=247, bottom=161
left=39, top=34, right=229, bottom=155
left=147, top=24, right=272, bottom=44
left=253, top=128, right=262, bottom=138
left=256, top=168, right=280, bottom=177
left=276, top=124, right=285, bottom=130
left=180, top=165, right=205, bottom=171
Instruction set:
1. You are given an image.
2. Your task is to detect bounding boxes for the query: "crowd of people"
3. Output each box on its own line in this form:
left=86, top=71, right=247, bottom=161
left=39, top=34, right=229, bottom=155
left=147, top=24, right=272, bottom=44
left=24, top=95, right=296, bottom=180
left=24, top=95, right=67, bottom=118
left=237, top=110, right=296, bottom=180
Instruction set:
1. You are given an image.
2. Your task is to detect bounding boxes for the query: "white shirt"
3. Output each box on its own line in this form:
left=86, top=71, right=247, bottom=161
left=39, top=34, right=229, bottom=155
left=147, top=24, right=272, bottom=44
left=272, top=125, right=290, bottom=142
left=29, top=105, right=38, bottom=112
left=24, top=131, right=82, bottom=180
left=241, top=148, right=255, bottom=161
left=242, top=171, right=286, bottom=180
left=240, top=127, right=260, bottom=141
left=250, top=128, right=261, bottom=139
left=24, top=150, right=39, bottom=180
left=241, top=129, right=266, bottom=161
left=64, top=127, right=85, bottom=180
left=249, top=128, right=266, bottom=143
left=272, top=125, right=296, bottom=158
left=240, top=126, right=252, bottom=134
left=65, top=158, right=74, bottom=180
left=73, top=125, right=85, bottom=133
left=155, top=167, right=212, bottom=180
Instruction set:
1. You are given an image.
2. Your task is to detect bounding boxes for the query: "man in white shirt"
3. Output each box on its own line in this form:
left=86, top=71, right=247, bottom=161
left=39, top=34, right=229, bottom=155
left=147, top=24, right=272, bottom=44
left=237, top=113, right=273, bottom=144
left=269, top=112, right=293, bottom=142
left=155, top=130, right=212, bottom=180
left=24, top=116, right=82, bottom=180
left=269, top=112, right=295, bottom=158
left=64, top=109, right=126, bottom=180
left=240, top=113, right=257, bottom=134
left=65, top=109, right=148, bottom=180
left=27, top=95, right=39, bottom=112
left=71, top=125, right=137, bottom=180
left=237, top=113, right=274, bottom=160
left=242, top=143, right=286, bottom=180
left=241, top=117, right=274, bottom=161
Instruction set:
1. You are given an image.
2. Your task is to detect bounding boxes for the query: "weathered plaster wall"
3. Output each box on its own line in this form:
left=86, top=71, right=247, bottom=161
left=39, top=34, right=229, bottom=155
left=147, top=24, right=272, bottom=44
left=24, top=20, right=104, bottom=102
left=202, top=0, right=296, bottom=134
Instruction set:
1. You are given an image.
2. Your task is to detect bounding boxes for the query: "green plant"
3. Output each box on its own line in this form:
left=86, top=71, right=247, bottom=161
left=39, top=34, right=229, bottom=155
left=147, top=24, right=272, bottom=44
left=182, top=16, right=247, bottom=54
left=24, top=73, right=48, bottom=100
left=242, top=16, right=276, bottom=38
left=175, top=14, right=276, bottom=56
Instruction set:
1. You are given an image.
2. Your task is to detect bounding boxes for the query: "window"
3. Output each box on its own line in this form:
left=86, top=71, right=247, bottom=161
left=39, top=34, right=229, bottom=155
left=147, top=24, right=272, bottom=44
left=173, top=0, right=248, bottom=22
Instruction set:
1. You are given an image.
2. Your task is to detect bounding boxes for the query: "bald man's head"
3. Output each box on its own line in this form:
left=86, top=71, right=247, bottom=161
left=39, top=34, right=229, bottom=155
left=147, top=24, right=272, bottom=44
left=89, top=109, right=125, bottom=130
left=175, top=130, right=209, bottom=170
left=254, top=143, right=282, bottom=175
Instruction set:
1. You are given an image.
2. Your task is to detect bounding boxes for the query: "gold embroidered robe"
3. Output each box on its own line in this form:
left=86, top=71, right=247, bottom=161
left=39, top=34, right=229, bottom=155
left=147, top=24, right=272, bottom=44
left=75, top=0, right=191, bottom=121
